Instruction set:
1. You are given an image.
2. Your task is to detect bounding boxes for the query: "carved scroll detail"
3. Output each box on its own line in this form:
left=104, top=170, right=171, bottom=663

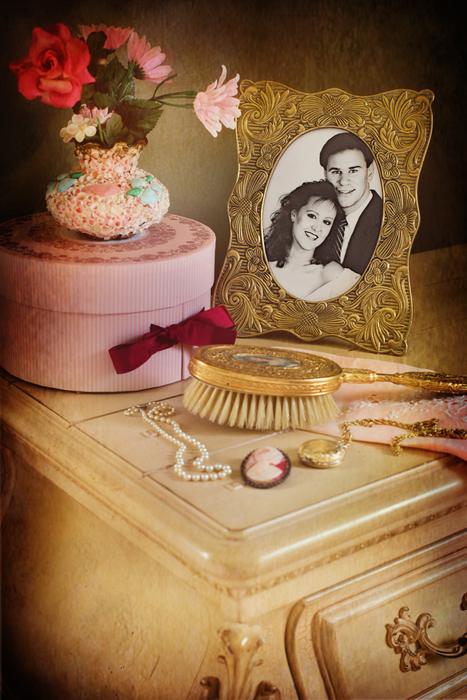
left=385, top=603, right=467, bottom=672
left=199, top=624, right=282, bottom=700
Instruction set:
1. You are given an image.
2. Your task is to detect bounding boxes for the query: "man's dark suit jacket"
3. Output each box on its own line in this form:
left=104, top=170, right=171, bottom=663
left=342, top=191, right=382, bottom=274
left=315, top=190, right=383, bottom=275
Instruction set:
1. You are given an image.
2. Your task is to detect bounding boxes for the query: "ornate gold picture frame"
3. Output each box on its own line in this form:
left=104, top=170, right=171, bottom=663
left=214, top=84, right=434, bottom=354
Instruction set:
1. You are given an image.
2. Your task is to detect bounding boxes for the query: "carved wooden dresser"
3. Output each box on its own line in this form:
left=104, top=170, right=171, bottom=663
left=1, top=246, right=466, bottom=699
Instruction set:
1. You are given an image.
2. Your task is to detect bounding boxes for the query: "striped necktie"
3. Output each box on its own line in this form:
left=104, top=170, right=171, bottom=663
left=335, top=217, right=348, bottom=261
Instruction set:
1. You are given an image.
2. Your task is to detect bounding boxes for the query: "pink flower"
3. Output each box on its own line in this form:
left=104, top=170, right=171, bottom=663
left=194, top=66, right=241, bottom=137
left=79, top=104, right=112, bottom=124
left=78, top=24, right=132, bottom=50
left=127, top=31, right=172, bottom=83
left=9, top=23, right=94, bottom=109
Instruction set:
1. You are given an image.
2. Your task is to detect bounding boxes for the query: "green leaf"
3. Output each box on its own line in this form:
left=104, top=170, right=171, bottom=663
left=116, top=99, right=163, bottom=140
left=93, top=92, right=117, bottom=110
left=103, top=113, right=125, bottom=147
left=95, top=56, right=130, bottom=101
left=127, top=187, right=143, bottom=197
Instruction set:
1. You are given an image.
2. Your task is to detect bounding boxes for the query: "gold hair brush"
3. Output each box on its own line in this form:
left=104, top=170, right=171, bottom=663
left=183, top=345, right=466, bottom=431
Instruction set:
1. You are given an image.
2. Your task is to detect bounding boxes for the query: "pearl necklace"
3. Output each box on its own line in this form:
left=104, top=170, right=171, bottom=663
left=124, top=401, right=232, bottom=482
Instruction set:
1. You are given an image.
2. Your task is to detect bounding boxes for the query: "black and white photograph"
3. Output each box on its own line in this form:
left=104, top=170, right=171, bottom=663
left=263, top=128, right=383, bottom=301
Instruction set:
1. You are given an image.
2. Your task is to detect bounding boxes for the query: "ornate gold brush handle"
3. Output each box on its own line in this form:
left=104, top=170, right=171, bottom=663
left=341, top=368, right=467, bottom=394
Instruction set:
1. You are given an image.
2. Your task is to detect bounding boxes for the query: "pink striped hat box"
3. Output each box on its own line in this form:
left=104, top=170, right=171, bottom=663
left=0, top=213, right=216, bottom=392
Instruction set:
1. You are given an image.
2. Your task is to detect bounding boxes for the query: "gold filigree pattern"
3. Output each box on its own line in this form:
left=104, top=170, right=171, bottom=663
left=214, top=84, right=434, bottom=354
left=301, top=91, right=370, bottom=129
left=381, top=180, right=418, bottom=257
left=246, top=247, right=268, bottom=274
left=228, top=169, right=268, bottom=246
left=330, top=265, right=410, bottom=352
left=373, top=144, right=400, bottom=179
left=241, top=81, right=304, bottom=147
left=368, top=91, right=434, bottom=175
left=256, top=143, right=281, bottom=171
left=271, top=300, right=346, bottom=339
left=363, top=259, right=389, bottom=286
left=193, top=344, right=340, bottom=378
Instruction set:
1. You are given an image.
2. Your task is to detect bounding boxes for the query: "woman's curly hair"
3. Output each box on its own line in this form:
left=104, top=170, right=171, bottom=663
left=264, top=180, right=345, bottom=267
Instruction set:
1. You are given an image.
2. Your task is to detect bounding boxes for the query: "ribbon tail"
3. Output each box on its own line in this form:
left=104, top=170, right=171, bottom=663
left=163, top=306, right=237, bottom=346
left=109, top=330, right=174, bottom=374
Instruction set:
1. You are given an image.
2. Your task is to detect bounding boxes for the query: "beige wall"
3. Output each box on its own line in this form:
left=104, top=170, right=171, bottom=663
left=3, top=0, right=466, bottom=273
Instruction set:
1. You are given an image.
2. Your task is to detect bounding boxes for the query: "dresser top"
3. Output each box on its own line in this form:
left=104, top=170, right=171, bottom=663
left=2, top=246, right=466, bottom=601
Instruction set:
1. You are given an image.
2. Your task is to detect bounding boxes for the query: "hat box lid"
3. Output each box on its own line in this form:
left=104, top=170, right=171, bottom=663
left=0, top=212, right=216, bottom=315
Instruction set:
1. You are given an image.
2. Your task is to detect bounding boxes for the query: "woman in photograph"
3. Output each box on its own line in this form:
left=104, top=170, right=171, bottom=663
left=264, top=180, right=360, bottom=300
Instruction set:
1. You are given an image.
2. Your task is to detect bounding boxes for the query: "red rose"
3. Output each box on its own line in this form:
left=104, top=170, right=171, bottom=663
left=10, top=23, right=95, bottom=109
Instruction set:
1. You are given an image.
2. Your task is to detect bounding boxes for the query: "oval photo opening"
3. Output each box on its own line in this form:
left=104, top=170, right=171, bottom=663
left=262, top=128, right=383, bottom=301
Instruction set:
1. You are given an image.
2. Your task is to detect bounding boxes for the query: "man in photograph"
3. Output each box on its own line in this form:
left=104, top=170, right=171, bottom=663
left=318, top=132, right=383, bottom=275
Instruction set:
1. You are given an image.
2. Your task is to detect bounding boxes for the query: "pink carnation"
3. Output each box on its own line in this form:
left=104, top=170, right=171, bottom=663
left=78, top=24, right=132, bottom=50
left=127, top=31, right=172, bottom=84
left=194, top=66, right=241, bottom=137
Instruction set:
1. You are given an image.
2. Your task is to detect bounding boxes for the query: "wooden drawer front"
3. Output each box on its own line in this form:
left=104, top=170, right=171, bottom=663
left=287, top=547, right=467, bottom=700
left=311, top=550, right=466, bottom=699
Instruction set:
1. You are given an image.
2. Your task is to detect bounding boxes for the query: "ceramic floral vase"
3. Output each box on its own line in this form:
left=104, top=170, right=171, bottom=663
left=46, top=140, right=169, bottom=240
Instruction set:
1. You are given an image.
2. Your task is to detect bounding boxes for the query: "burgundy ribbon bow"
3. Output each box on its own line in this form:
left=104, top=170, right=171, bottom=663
left=109, top=305, right=236, bottom=374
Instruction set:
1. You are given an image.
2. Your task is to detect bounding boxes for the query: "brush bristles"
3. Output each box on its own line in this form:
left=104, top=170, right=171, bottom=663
left=183, top=378, right=339, bottom=431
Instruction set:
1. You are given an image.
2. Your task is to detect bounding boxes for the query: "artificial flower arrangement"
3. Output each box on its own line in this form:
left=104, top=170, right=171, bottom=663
left=9, top=23, right=240, bottom=238
left=10, top=22, right=240, bottom=143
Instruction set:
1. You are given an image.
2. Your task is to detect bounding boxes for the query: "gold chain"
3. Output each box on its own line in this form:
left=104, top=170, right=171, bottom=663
left=338, top=418, right=467, bottom=456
